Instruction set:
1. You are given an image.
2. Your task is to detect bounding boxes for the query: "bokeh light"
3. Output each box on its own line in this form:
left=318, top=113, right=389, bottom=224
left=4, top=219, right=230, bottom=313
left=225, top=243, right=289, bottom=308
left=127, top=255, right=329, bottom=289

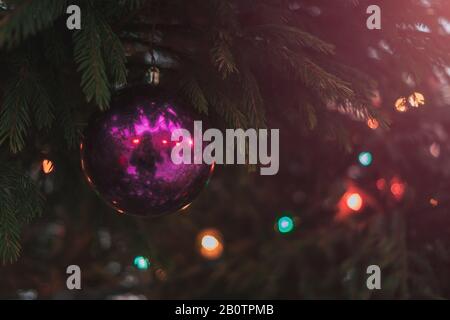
left=133, top=256, right=150, bottom=270
left=358, top=152, right=373, bottom=167
left=395, top=97, right=408, bottom=112
left=277, top=216, right=295, bottom=234
left=42, top=159, right=54, bottom=174
left=408, top=92, right=425, bottom=107
left=429, top=142, right=440, bottom=158
left=376, top=178, right=387, bottom=191
left=367, top=118, right=379, bottom=130
left=390, top=177, right=406, bottom=201
left=197, top=229, right=223, bottom=260
left=430, top=198, right=439, bottom=207
left=346, top=193, right=363, bottom=211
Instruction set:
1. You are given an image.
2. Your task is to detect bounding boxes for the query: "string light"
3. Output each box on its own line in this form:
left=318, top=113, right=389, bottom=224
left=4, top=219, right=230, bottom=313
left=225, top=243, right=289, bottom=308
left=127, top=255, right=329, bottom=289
left=133, top=256, right=150, bottom=270
left=42, top=159, right=54, bottom=174
left=429, top=142, right=440, bottom=158
left=408, top=92, right=425, bottom=107
left=429, top=198, right=439, bottom=207
left=367, top=118, right=379, bottom=130
left=358, top=151, right=373, bottom=167
left=390, top=177, right=406, bottom=201
left=345, top=192, right=363, bottom=212
left=276, top=216, right=295, bottom=234
left=132, top=138, right=140, bottom=145
left=198, top=229, right=223, bottom=260
left=395, top=97, right=408, bottom=112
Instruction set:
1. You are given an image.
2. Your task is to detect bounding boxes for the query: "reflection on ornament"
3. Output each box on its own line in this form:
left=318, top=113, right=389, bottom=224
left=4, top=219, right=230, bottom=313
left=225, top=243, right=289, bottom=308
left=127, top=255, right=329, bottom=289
left=429, top=142, right=440, bottom=158
left=429, top=198, right=439, bottom=207
left=80, top=87, right=213, bottom=217
left=133, top=256, right=150, bottom=270
left=345, top=192, right=363, bottom=211
left=42, top=159, right=54, bottom=174
left=180, top=203, right=192, bottom=211
left=390, top=177, right=406, bottom=201
left=395, top=97, right=408, bottom=112
left=358, top=151, right=373, bottom=167
left=198, top=229, right=223, bottom=260
left=408, top=92, right=425, bottom=107
left=367, top=118, right=379, bottom=130
left=276, top=216, right=295, bottom=234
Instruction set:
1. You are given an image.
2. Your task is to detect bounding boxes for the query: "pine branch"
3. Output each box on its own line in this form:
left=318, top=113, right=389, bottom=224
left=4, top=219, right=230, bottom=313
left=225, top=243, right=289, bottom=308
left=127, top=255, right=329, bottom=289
left=99, top=16, right=128, bottom=87
left=240, top=67, right=266, bottom=129
left=0, top=75, right=32, bottom=153
left=0, top=164, right=44, bottom=264
left=73, top=6, right=110, bottom=110
left=0, top=0, right=68, bottom=48
left=211, top=30, right=238, bottom=79
left=245, top=24, right=335, bottom=55
left=180, top=75, right=209, bottom=115
left=32, top=77, right=55, bottom=129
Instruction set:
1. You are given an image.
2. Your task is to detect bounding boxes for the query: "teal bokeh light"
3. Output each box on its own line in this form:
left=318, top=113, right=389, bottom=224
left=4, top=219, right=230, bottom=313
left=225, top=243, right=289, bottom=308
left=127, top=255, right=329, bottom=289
left=358, top=152, right=373, bottom=167
left=277, top=216, right=295, bottom=234
left=133, top=256, right=150, bottom=270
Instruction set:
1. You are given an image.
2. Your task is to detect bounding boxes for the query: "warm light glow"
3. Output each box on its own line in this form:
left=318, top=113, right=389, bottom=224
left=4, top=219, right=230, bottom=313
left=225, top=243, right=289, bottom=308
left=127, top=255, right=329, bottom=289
left=390, top=177, right=406, bottom=200
left=202, top=235, right=219, bottom=250
left=162, top=139, right=168, bottom=144
left=42, top=159, right=54, bottom=174
left=408, top=92, right=425, bottom=107
left=132, top=138, right=141, bottom=145
left=346, top=193, right=363, bottom=211
left=198, top=229, right=223, bottom=260
left=367, top=118, right=379, bottom=130
left=430, top=198, right=439, bottom=207
left=395, top=97, right=408, bottom=112
left=429, top=142, right=440, bottom=158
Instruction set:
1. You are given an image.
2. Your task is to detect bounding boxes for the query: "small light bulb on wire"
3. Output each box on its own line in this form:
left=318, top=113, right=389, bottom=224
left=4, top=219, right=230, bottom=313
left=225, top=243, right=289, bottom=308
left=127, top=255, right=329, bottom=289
left=276, top=216, right=295, bottom=234
left=358, top=151, right=373, bottom=167
left=133, top=256, right=150, bottom=270
left=42, top=159, right=54, bottom=174
left=197, top=229, right=223, bottom=260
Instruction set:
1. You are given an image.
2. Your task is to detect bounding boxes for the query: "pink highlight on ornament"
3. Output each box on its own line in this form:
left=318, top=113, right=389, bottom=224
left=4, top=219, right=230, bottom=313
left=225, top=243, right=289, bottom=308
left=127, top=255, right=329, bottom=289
left=127, top=166, right=137, bottom=175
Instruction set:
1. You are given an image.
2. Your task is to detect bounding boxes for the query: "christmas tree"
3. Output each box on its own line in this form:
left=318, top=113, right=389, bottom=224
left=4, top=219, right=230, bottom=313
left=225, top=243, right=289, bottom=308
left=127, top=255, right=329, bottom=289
left=0, top=0, right=449, bottom=299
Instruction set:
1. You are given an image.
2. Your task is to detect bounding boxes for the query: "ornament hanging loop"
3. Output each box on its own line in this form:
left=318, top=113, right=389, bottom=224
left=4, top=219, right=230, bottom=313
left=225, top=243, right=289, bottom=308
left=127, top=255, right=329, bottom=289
left=145, top=0, right=160, bottom=86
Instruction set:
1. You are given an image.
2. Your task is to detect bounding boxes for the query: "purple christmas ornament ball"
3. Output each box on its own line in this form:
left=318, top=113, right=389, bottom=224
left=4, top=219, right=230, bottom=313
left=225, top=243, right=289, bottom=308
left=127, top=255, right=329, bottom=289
left=80, top=86, right=214, bottom=217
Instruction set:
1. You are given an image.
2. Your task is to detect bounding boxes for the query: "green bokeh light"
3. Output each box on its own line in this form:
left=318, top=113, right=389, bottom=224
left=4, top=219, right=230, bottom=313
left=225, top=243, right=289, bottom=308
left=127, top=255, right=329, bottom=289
left=277, top=216, right=294, bottom=234
left=358, top=152, right=373, bottom=167
left=133, top=256, right=150, bottom=270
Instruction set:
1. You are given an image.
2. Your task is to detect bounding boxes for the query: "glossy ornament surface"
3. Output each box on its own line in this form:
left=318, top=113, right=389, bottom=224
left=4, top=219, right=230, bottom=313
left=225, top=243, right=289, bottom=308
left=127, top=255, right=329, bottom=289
left=81, top=86, right=213, bottom=216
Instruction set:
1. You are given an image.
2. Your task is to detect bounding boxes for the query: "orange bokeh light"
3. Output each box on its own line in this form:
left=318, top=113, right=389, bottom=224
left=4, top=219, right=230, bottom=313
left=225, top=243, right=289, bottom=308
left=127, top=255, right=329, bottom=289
left=197, top=229, right=223, bottom=260
left=42, top=159, right=54, bottom=174
left=367, top=118, right=379, bottom=130
left=345, top=192, right=363, bottom=211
